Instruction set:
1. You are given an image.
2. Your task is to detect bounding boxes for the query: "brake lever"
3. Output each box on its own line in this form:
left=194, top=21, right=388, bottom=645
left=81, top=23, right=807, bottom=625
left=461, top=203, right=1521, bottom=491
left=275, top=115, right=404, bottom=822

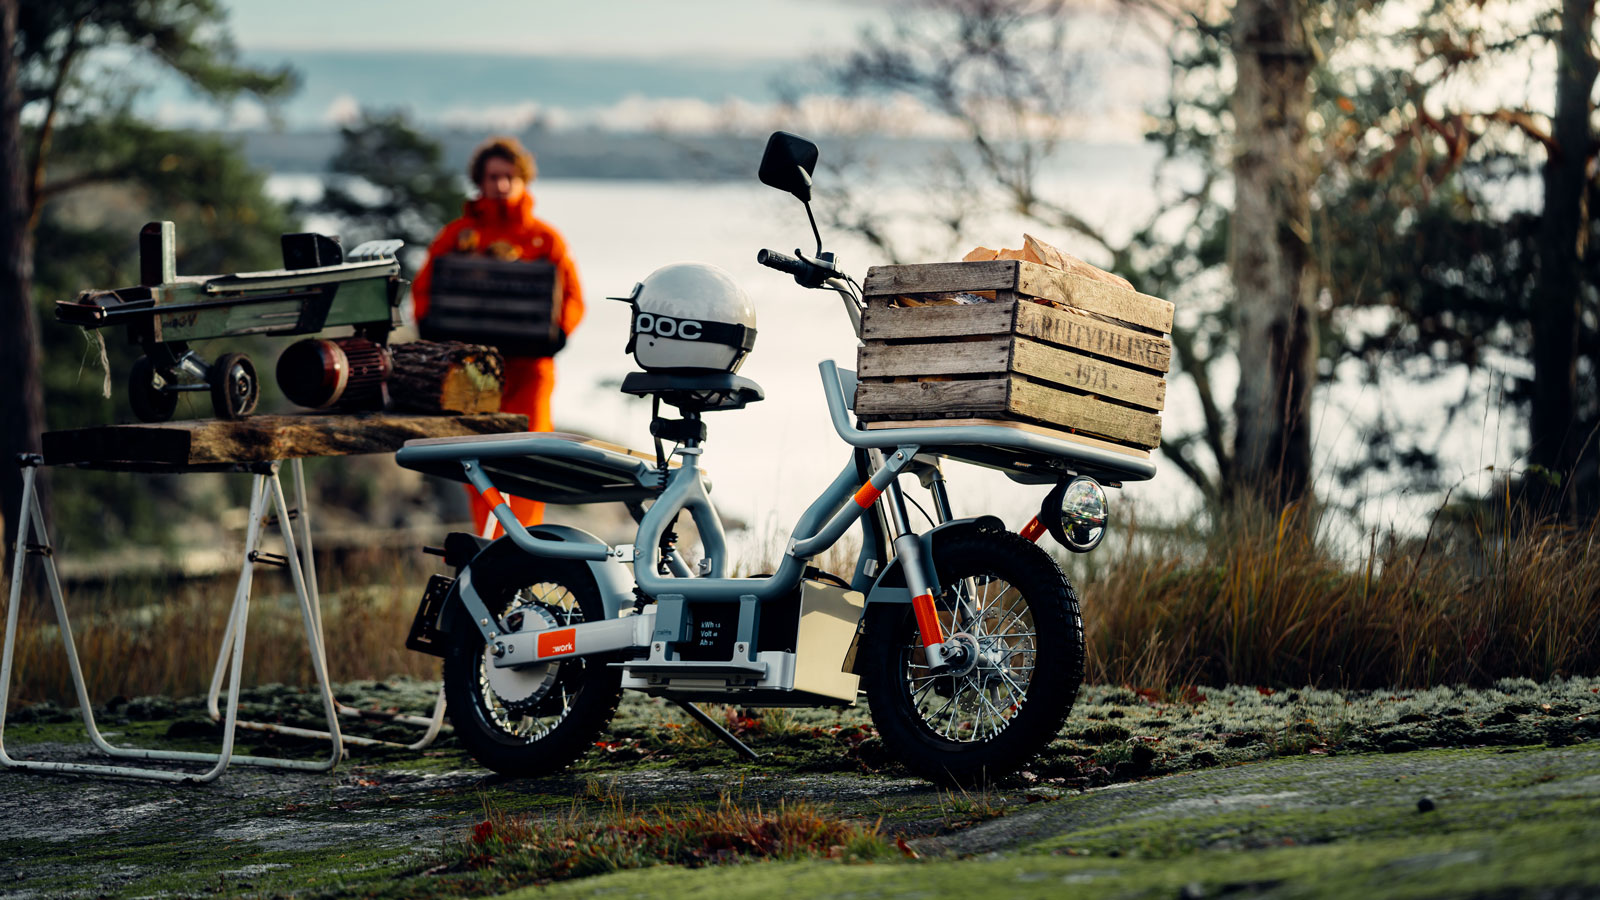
left=795, top=249, right=843, bottom=285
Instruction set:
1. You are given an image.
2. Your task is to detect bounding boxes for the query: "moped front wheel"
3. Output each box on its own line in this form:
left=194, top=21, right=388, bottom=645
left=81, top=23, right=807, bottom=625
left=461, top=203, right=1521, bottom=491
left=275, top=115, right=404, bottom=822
left=860, top=528, right=1084, bottom=786
left=442, top=555, right=623, bottom=778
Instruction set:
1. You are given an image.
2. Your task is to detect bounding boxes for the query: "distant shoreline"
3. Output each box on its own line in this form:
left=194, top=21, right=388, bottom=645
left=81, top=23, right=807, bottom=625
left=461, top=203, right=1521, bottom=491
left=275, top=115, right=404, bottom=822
left=240, top=129, right=1157, bottom=182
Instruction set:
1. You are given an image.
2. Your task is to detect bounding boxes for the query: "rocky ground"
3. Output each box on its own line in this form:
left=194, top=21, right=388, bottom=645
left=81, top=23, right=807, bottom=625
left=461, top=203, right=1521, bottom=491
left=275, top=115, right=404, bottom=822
left=3, top=677, right=1599, bottom=899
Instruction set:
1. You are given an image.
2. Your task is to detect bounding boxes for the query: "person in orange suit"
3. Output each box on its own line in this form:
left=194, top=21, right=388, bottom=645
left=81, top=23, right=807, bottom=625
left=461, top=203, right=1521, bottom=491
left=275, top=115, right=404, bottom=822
left=411, top=136, right=582, bottom=533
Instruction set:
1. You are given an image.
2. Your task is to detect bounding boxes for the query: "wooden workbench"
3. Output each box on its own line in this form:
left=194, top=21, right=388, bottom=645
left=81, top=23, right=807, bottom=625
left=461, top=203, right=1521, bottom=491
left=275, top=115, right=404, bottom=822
left=40, top=411, right=529, bottom=471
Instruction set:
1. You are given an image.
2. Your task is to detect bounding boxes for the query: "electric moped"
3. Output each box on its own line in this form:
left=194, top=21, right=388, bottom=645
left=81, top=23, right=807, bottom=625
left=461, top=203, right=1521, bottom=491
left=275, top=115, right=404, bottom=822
left=396, top=133, right=1156, bottom=785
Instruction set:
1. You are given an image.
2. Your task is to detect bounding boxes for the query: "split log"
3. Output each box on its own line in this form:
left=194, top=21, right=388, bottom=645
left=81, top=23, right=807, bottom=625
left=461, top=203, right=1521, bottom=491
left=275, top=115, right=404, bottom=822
left=387, top=341, right=504, bottom=414
left=1022, top=233, right=1133, bottom=291
left=960, top=235, right=1134, bottom=291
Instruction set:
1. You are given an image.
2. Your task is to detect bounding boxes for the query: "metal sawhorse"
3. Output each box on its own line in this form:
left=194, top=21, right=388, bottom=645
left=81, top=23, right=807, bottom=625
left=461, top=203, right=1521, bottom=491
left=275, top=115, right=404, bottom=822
left=0, top=455, right=445, bottom=784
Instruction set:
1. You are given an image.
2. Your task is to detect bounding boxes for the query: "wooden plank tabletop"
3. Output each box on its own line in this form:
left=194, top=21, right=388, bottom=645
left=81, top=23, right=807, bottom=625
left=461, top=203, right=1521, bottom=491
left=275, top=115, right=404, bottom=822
left=41, top=411, right=529, bottom=472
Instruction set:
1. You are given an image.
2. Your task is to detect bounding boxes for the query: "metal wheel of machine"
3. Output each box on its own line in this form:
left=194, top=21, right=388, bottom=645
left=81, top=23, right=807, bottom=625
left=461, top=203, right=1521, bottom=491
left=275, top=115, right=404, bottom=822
left=860, top=527, right=1084, bottom=787
left=127, top=357, right=178, bottom=423
left=442, top=553, right=623, bottom=778
left=209, top=351, right=259, bottom=420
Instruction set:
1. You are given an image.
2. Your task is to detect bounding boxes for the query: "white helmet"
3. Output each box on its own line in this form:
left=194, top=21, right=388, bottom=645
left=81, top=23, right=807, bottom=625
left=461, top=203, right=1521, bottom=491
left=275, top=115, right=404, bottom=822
left=621, top=262, right=757, bottom=373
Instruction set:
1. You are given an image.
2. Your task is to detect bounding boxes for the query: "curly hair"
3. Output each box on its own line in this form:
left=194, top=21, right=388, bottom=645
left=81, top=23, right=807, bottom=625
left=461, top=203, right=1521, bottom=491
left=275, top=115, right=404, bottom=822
left=469, top=136, right=537, bottom=186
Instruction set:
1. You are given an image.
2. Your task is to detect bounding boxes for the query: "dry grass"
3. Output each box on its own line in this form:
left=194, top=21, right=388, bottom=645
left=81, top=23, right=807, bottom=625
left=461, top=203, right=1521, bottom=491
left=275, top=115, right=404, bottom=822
left=2, top=548, right=436, bottom=706
left=438, top=786, right=901, bottom=887
left=1080, top=499, right=1600, bottom=690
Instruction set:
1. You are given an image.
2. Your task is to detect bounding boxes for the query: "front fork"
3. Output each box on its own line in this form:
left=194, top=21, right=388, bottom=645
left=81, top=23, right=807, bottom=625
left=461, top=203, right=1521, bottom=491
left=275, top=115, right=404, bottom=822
left=882, top=464, right=1045, bottom=669
left=873, top=466, right=960, bottom=669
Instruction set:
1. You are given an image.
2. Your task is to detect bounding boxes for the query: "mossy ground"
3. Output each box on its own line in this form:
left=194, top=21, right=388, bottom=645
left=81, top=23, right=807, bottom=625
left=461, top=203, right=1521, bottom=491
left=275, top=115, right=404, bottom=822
left=3, top=677, right=1598, bottom=898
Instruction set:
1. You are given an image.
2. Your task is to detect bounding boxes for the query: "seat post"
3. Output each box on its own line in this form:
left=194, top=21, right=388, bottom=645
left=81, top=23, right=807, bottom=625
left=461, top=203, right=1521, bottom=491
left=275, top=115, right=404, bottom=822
left=650, top=408, right=707, bottom=453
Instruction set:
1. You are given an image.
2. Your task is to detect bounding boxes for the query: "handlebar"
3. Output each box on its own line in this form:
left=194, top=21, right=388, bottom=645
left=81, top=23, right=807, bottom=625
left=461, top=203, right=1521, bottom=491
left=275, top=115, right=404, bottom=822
left=757, top=248, right=864, bottom=339
left=757, top=248, right=838, bottom=289
left=757, top=248, right=810, bottom=278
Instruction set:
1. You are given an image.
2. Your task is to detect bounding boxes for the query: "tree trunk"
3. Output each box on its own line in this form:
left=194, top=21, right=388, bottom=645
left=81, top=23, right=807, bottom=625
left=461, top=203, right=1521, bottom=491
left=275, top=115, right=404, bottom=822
left=1530, top=0, right=1598, bottom=518
left=0, top=0, right=48, bottom=567
left=1228, top=0, right=1318, bottom=506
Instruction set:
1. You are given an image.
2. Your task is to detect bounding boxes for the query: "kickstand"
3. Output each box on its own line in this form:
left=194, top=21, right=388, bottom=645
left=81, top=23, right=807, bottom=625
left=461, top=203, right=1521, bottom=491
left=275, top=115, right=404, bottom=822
left=673, top=700, right=761, bottom=761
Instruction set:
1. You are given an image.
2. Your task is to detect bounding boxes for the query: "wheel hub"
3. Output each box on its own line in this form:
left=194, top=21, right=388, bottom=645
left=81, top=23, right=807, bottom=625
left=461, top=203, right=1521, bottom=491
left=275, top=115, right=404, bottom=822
left=941, top=632, right=982, bottom=678
left=482, top=603, right=560, bottom=714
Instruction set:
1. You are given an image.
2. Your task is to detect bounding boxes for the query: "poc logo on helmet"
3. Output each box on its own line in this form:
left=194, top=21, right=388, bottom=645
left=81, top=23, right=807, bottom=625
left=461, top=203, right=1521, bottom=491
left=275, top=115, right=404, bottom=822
left=634, top=312, right=704, bottom=341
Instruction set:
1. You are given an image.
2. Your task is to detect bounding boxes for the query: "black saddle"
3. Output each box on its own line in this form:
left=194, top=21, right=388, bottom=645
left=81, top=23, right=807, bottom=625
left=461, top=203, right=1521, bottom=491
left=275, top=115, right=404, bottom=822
left=619, top=371, right=764, bottom=413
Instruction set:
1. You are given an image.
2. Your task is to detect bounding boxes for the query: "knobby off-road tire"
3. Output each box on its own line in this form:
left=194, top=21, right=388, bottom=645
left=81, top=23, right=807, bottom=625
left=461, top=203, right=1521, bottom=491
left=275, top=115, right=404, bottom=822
left=861, top=528, right=1084, bottom=787
left=442, top=552, right=623, bottom=778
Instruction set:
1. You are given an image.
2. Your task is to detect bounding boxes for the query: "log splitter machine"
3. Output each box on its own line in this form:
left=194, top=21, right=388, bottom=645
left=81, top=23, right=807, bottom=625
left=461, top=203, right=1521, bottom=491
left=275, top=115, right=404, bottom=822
left=55, top=221, right=405, bottom=422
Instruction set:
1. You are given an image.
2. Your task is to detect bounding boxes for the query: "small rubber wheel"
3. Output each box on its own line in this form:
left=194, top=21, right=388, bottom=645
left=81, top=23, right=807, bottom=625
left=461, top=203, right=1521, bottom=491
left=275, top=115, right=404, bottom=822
left=128, top=357, right=178, bottom=423
left=209, top=352, right=259, bottom=420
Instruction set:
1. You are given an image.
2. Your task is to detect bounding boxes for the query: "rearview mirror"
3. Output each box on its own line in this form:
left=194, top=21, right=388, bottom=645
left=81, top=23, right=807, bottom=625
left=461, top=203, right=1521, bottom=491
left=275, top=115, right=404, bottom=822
left=758, top=131, right=819, bottom=202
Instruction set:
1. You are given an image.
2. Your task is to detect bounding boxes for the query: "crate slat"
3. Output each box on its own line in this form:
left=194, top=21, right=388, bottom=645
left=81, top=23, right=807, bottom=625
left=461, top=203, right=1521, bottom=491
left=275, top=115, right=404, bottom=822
left=1009, top=339, right=1166, bottom=411
left=858, top=338, right=1011, bottom=378
left=855, top=379, right=1009, bottom=417
left=863, top=259, right=1173, bottom=333
left=1007, top=379, right=1162, bottom=448
left=855, top=377, right=1162, bottom=448
left=1014, top=263, right=1173, bottom=333
left=862, top=260, right=1020, bottom=296
left=861, top=301, right=1014, bottom=340
left=1014, top=301, right=1170, bottom=373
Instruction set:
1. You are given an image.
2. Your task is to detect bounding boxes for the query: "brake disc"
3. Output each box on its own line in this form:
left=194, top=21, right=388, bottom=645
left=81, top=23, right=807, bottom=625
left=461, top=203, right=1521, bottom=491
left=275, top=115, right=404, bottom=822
left=482, top=600, right=561, bottom=715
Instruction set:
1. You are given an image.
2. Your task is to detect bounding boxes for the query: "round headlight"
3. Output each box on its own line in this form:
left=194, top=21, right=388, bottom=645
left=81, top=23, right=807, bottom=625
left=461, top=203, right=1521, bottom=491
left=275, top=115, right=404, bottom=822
left=1042, top=476, right=1108, bottom=553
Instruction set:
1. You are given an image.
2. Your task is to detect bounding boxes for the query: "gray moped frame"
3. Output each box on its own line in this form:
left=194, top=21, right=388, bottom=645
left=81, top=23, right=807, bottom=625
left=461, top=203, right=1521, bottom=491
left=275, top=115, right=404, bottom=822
left=394, top=358, right=1155, bottom=686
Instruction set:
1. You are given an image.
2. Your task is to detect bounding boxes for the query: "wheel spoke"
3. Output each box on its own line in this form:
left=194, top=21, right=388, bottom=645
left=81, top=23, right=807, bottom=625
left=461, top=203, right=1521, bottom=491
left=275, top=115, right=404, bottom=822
left=898, top=570, right=1044, bottom=745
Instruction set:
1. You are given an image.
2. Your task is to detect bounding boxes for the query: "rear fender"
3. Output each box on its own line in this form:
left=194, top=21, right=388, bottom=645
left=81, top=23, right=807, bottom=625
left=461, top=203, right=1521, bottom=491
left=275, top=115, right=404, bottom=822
left=861, top=516, right=1007, bottom=606
left=437, top=524, right=635, bottom=639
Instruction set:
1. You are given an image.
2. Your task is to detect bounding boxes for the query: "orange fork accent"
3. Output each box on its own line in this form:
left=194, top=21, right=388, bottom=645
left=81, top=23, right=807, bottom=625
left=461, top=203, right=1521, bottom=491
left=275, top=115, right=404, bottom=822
left=479, top=486, right=507, bottom=511
left=911, top=592, right=945, bottom=648
left=1019, top=516, right=1046, bottom=543
left=853, top=481, right=884, bottom=508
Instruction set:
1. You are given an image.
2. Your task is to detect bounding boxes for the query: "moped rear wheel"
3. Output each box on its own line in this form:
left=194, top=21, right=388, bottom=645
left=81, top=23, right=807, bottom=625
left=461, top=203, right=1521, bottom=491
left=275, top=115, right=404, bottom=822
left=442, top=555, right=623, bottom=778
left=860, top=528, right=1084, bottom=786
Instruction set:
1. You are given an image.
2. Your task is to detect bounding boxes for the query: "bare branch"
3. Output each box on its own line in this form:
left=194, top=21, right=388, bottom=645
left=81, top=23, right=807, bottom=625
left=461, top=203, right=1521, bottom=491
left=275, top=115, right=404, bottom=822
left=26, top=13, right=82, bottom=228
left=34, top=166, right=138, bottom=203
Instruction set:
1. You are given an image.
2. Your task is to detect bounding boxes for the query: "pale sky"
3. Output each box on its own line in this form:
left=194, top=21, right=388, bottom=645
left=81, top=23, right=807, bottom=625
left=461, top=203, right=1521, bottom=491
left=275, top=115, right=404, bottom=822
left=226, top=0, right=892, bottom=58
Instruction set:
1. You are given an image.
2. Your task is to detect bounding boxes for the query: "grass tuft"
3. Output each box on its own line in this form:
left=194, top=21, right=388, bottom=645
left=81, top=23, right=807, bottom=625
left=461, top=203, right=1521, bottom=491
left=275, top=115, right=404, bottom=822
left=432, top=791, right=903, bottom=888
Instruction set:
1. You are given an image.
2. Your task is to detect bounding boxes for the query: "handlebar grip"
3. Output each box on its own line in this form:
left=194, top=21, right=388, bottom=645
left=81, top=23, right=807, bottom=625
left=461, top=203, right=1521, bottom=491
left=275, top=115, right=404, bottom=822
left=757, top=248, right=809, bottom=277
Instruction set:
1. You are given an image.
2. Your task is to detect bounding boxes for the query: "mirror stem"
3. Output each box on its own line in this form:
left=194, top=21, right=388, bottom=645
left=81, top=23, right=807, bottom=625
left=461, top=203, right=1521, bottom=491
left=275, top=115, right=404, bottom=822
left=803, top=200, right=823, bottom=256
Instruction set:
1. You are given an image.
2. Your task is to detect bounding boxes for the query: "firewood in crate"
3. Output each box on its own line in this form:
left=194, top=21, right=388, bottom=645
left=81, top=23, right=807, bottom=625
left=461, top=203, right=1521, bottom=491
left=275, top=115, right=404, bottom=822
left=961, top=235, right=1134, bottom=292
left=388, top=341, right=505, bottom=414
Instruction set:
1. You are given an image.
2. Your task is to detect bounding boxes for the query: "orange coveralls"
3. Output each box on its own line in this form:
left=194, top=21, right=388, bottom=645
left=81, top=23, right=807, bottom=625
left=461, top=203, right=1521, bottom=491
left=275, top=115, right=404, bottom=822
left=411, top=191, right=583, bottom=531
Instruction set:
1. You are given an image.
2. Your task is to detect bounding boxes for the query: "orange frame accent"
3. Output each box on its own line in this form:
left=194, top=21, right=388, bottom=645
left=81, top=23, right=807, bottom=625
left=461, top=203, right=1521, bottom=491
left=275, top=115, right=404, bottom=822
left=1020, top=516, right=1046, bottom=543
left=853, top=482, right=884, bottom=508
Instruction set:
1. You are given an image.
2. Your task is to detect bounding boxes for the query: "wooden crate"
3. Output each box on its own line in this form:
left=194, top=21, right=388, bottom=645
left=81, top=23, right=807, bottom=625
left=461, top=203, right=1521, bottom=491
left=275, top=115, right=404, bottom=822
left=854, top=260, right=1173, bottom=453
left=420, top=256, right=564, bottom=357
